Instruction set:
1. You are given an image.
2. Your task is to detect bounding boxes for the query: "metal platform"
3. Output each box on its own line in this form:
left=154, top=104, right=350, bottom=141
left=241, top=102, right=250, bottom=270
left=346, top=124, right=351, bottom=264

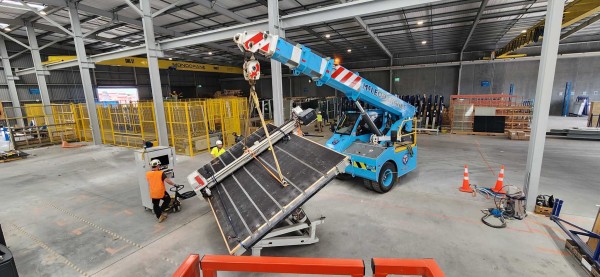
left=193, top=123, right=348, bottom=255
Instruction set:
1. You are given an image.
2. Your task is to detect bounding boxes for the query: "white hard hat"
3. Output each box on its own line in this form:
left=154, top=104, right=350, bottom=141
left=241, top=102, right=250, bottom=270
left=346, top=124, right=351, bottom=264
left=150, top=159, right=161, bottom=167
left=216, top=140, right=223, bottom=145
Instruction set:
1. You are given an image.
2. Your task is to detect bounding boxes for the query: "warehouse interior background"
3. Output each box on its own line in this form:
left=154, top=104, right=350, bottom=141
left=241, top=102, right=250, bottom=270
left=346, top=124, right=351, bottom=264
left=1, top=0, right=600, bottom=276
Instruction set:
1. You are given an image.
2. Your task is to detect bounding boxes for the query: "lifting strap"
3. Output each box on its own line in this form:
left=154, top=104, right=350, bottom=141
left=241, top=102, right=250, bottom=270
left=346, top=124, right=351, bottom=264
left=247, top=81, right=287, bottom=187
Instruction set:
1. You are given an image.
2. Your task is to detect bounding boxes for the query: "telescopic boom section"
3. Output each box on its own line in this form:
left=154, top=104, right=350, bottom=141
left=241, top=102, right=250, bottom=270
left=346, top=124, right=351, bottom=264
left=234, top=31, right=415, bottom=119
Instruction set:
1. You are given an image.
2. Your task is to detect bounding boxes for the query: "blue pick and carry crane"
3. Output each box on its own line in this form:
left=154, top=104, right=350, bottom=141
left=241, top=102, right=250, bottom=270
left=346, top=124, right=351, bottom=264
left=234, top=31, right=418, bottom=193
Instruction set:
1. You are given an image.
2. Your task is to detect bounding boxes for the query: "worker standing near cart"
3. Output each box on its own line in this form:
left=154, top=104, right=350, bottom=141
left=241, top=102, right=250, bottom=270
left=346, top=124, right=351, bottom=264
left=315, top=111, right=324, bottom=132
left=146, top=159, right=175, bottom=223
left=211, top=140, right=225, bottom=158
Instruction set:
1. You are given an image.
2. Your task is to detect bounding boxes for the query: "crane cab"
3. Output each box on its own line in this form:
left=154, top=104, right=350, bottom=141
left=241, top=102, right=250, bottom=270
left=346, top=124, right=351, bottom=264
left=326, top=111, right=417, bottom=193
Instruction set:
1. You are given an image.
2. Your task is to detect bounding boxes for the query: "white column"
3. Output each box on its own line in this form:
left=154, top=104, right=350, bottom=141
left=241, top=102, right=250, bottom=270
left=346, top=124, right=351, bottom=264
left=67, top=1, right=102, bottom=144
left=0, top=37, right=25, bottom=126
left=268, top=0, right=285, bottom=126
left=140, top=0, right=169, bottom=146
left=25, top=22, right=52, bottom=117
left=389, top=59, right=393, bottom=93
left=524, top=0, right=565, bottom=211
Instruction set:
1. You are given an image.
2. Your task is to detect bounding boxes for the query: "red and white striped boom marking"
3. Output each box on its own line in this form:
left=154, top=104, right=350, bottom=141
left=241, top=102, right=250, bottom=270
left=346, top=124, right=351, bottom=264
left=331, top=66, right=362, bottom=91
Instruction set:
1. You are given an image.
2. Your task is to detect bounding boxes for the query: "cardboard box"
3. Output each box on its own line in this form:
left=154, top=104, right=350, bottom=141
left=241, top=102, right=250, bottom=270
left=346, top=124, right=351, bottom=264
left=589, top=102, right=600, bottom=127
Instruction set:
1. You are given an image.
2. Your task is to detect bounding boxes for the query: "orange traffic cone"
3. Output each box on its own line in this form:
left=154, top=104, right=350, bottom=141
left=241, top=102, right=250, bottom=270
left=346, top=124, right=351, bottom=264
left=491, top=165, right=506, bottom=194
left=459, top=165, right=473, bottom=193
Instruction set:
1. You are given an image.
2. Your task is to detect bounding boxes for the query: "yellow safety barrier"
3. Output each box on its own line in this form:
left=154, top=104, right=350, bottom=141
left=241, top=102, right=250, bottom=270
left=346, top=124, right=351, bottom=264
left=1, top=104, right=79, bottom=149
left=2, top=98, right=248, bottom=155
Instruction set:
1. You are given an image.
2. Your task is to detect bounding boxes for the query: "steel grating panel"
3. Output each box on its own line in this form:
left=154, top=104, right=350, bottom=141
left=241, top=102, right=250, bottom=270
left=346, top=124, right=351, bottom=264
left=196, top=124, right=347, bottom=255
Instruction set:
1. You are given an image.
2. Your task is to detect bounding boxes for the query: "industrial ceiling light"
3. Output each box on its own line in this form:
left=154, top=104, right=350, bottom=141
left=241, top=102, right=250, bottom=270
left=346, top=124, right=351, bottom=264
left=417, top=20, right=424, bottom=25
left=521, top=30, right=527, bottom=33
left=40, top=10, right=47, bottom=15
left=168, top=57, right=173, bottom=60
left=325, top=34, right=331, bottom=38
left=421, top=40, right=427, bottom=45
left=4, top=27, right=11, bottom=31
left=208, top=51, right=213, bottom=55
left=347, top=49, right=351, bottom=53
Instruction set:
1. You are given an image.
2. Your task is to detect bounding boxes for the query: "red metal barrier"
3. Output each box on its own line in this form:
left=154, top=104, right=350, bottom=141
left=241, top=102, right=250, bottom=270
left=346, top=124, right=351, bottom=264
left=200, top=255, right=365, bottom=277
left=172, top=254, right=200, bottom=277
left=372, top=258, right=445, bottom=277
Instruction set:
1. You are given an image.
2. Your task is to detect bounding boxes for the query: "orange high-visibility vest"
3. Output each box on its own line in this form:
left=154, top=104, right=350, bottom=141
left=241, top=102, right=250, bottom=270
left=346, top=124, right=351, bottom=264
left=146, top=170, right=165, bottom=199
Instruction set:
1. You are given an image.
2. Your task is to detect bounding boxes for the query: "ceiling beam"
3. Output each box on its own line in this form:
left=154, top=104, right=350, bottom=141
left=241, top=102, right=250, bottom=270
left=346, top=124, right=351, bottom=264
left=340, top=0, right=392, bottom=58
left=461, top=0, right=488, bottom=52
left=34, top=0, right=181, bottom=37
left=189, top=0, right=250, bottom=23
left=561, top=12, right=600, bottom=40
left=0, top=18, right=135, bottom=48
left=16, top=0, right=444, bottom=75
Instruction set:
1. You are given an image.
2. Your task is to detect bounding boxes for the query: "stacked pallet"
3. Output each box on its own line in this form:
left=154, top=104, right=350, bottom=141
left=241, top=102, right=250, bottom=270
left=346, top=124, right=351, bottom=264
left=449, top=94, right=532, bottom=135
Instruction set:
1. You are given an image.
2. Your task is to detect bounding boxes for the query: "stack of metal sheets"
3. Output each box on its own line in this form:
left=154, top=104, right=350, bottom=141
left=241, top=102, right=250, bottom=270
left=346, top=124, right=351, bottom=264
left=547, top=127, right=600, bottom=140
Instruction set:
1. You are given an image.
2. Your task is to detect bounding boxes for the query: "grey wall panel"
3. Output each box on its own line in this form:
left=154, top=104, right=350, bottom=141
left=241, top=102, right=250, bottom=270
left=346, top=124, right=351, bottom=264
left=359, top=71, right=390, bottom=91
left=19, top=73, right=38, bottom=84
left=17, top=86, right=43, bottom=101
left=0, top=86, right=9, bottom=101
left=457, top=57, right=600, bottom=115
left=291, top=76, right=335, bottom=98
left=10, top=55, right=33, bottom=69
left=0, top=69, right=6, bottom=83
left=137, top=73, right=151, bottom=85
left=47, top=70, right=69, bottom=84
left=67, top=69, right=82, bottom=84
left=393, top=68, right=438, bottom=95
left=138, top=86, right=152, bottom=99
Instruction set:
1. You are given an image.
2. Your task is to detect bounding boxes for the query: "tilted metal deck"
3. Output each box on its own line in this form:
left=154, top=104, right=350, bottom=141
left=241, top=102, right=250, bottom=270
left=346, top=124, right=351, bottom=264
left=194, top=124, right=348, bottom=255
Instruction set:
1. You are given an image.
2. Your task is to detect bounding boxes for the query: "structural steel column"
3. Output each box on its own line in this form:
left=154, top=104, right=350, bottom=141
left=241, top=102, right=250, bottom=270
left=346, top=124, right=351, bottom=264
left=389, top=59, right=393, bottom=93
left=268, top=0, right=285, bottom=126
left=524, top=0, right=565, bottom=211
left=140, top=0, right=169, bottom=146
left=0, top=37, right=25, bottom=127
left=25, top=22, right=52, bottom=116
left=67, top=1, right=102, bottom=144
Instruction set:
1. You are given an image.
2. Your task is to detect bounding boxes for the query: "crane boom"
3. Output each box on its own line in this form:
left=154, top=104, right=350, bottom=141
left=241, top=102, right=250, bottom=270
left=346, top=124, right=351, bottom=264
left=234, top=31, right=415, bottom=120
left=233, top=31, right=419, bottom=194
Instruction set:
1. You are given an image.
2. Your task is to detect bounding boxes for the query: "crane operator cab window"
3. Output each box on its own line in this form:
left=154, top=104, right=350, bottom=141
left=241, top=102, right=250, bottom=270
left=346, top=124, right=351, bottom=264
left=334, top=113, right=360, bottom=135
left=356, top=112, right=382, bottom=136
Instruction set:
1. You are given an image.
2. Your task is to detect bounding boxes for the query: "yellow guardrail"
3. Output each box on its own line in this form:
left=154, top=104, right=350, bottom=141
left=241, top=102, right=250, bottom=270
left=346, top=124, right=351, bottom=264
left=3, top=98, right=249, bottom=156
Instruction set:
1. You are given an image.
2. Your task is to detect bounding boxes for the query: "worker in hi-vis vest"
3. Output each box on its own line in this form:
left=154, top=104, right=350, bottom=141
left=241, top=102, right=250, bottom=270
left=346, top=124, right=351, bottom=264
left=315, top=111, right=324, bottom=132
left=146, top=159, right=175, bottom=223
left=211, top=140, right=225, bottom=158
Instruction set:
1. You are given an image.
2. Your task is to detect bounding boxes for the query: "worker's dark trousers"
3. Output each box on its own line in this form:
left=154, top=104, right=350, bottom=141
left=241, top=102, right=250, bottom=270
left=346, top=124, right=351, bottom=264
left=152, top=192, right=171, bottom=218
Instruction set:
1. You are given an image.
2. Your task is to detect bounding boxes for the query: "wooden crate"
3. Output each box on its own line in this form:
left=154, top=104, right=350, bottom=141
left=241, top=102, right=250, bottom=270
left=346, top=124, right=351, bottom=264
left=534, top=205, right=552, bottom=215
left=565, top=239, right=600, bottom=277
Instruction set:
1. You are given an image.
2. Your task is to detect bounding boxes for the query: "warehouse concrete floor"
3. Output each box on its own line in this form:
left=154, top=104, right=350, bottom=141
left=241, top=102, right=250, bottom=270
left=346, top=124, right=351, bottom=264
left=1, top=117, right=597, bottom=277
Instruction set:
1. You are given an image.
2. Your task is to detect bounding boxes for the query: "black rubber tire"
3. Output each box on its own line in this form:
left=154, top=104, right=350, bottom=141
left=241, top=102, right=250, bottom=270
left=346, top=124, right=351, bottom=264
left=336, top=173, right=353, bottom=180
left=363, top=178, right=376, bottom=191
left=367, top=162, right=397, bottom=193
